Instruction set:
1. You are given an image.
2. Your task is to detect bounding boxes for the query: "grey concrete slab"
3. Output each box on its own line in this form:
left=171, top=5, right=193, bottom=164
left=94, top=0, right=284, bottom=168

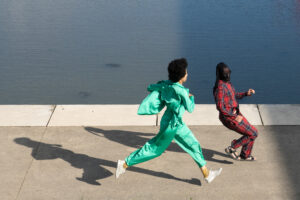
left=16, top=126, right=160, bottom=199
left=182, top=104, right=222, bottom=125
left=48, top=105, right=156, bottom=126
left=0, top=105, right=55, bottom=126
left=0, top=127, right=46, bottom=200
left=239, top=104, right=262, bottom=125
left=158, top=104, right=262, bottom=125
left=14, top=126, right=299, bottom=200
left=258, top=104, right=300, bottom=125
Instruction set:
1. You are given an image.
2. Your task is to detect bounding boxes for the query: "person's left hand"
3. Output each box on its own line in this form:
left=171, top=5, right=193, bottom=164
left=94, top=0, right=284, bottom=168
left=247, top=89, right=255, bottom=96
left=235, top=115, right=243, bottom=123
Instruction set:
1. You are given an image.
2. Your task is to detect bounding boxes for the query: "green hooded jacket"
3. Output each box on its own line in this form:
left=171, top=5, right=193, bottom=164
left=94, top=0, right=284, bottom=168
left=138, top=80, right=195, bottom=127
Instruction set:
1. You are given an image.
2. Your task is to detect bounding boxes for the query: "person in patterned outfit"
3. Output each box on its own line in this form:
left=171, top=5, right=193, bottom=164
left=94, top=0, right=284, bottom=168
left=213, top=62, right=258, bottom=161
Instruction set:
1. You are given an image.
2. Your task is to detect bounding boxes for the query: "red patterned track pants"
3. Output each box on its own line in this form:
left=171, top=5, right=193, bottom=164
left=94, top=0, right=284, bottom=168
left=220, top=113, right=258, bottom=159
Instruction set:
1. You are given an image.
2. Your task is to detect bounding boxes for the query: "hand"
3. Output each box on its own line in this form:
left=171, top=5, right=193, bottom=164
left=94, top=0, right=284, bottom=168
left=247, top=89, right=255, bottom=96
left=189, top=93, right=193, bottom=97
left=235, top=115, right=243, bottom=123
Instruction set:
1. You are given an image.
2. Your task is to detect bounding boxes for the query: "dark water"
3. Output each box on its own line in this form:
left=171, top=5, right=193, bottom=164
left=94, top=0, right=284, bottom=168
left=0, top=0, right=299, bottom=104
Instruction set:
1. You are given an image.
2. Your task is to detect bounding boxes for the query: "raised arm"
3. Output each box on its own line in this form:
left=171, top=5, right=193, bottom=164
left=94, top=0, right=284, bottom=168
left=235, top=91, right=247, bottom=99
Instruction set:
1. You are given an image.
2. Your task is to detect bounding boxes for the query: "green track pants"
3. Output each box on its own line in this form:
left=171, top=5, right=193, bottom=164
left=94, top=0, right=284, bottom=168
left=125, top=123, right=207, bottom=168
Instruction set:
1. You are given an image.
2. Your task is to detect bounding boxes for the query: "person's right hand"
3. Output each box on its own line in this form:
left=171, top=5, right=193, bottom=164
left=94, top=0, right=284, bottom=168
left=189, top=93, right=193, bottom=97
left=247, top=89, right=255, bottom=96
left=235, top=115, right=243, bottom=123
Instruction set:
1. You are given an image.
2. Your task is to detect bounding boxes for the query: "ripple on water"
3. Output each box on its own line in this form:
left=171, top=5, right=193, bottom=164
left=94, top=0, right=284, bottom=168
left=105, top=63, right=121, bottom=68
left=78, top=91, right=91, bottom=98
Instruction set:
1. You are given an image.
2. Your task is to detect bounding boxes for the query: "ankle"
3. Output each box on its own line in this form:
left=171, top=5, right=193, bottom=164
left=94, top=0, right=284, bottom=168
left=201, top=166, right=209, bottom=178
left=229, top=146, right=235, bottom=150
left=123, top=162, right=128, bottom=169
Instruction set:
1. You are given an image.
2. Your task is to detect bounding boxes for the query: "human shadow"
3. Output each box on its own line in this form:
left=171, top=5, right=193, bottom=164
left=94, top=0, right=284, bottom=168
left=14, top=137, right=201, bottom=186
left=85, top=127, right=233, bottom=164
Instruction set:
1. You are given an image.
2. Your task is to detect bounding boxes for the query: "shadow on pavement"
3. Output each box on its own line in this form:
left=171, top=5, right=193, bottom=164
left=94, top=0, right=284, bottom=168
left=267, top=126, right=300, bottom=200
left=85, top=127, right=233, bottom=165
left=14, top=137, right=202, bottom=186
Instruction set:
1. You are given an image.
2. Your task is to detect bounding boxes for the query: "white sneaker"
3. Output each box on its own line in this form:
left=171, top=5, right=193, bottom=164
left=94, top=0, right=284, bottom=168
left=116, top=160, right=126, bottom=179
left=205, top=168, right=222, bottom=183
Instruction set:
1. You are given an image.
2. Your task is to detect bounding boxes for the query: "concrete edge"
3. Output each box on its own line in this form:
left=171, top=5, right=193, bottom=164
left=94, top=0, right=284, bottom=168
left=0, top=104, right=299, bottom=126
left=0, top=105, right=55, bottom=126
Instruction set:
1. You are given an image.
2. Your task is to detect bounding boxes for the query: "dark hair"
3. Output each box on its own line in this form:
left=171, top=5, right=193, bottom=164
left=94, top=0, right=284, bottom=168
left=168, top=58, right=188, bottom=82
left=213, top=62, right=231, bottom=93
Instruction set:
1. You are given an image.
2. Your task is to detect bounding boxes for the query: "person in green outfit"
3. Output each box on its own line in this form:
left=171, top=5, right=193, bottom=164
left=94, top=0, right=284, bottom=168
left=116, top=58, right=222, bottom=183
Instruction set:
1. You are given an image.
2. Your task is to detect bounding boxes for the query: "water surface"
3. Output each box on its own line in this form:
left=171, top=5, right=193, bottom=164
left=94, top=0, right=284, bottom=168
left=0, top=0, right=299, bottom=104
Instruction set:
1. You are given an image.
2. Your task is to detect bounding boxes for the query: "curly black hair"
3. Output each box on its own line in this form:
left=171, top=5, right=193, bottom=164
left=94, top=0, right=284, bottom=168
left=168, top=58, right=188, bottom=83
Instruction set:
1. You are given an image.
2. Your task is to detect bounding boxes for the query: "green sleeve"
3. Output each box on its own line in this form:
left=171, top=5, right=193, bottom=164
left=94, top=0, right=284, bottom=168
left=181, top=89, right=195, bottom=113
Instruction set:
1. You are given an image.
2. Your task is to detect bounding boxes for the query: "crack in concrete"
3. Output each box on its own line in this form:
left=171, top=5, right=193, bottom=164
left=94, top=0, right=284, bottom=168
left=15, top=127, right=48, bottom=200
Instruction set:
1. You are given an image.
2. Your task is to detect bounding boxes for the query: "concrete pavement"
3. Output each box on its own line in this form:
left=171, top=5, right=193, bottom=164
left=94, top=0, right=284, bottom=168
left=0, top=125, right=299, bottom=200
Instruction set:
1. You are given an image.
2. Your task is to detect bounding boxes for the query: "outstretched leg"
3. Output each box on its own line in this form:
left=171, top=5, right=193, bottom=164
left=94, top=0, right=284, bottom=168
left=174, top=124, right=222, bottom=183
left=173, top=124, right=206, bottom=168
left=125, top=125, right=176, bottom=167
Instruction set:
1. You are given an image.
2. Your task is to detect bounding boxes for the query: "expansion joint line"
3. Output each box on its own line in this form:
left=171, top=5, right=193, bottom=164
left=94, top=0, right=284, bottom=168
left=15, top=126, right=48, bottom=199
left=46, top=105, right=57, bottom=127
left=256, top=104, right=264, bottom=126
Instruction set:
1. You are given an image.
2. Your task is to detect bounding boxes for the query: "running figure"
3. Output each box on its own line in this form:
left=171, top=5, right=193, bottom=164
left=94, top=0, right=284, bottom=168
left=116, top=58, right=222, bottom=183
left=213, top=62, right=258, bottom=161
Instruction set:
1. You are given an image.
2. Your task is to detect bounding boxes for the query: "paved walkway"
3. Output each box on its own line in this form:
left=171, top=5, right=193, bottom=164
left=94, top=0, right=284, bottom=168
left=0, top=126, right=299, bottom=200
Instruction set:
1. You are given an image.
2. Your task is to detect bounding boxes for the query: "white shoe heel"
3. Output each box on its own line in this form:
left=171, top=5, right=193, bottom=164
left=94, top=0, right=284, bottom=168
left=205, top=168, right=222, bottom=183
left=116, top=160, right=126, bottom=179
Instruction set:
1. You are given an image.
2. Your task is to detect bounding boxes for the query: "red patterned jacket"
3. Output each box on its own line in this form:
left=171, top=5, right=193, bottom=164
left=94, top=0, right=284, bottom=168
left=214, top=80, right=247, bottom=119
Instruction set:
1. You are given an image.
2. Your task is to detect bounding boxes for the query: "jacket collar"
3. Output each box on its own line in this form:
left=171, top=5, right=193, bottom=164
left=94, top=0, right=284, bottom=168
left=219, top=80, right=231, bottom=85
left=174, top=81, right=185, bottom=88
